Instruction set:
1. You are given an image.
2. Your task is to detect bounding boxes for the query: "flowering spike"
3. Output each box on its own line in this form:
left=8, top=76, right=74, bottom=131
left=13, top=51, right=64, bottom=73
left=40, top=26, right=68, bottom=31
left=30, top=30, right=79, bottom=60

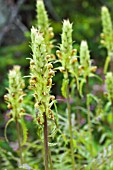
left=36, top=0, right=48, bottom=32
left=4, top=65, right=25, bottom=119
left=80, top=41, right=97, bottom=78
left=36, top=0, right=54, bottom=55
left=101, top=6, right=113, bottom=56
left=80, top=41, right=91, bottom=69
left=60, top=20, right=73, bottom=70
left=30, top=27, right=55, bottom=124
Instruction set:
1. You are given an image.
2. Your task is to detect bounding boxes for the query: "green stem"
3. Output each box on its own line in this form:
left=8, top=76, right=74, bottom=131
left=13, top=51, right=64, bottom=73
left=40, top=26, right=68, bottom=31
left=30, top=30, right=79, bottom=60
left=66, top=72, right=75, bottom=170
left=15, top=119, right=23, bottom=165
left=86, top=76, right=93, bottom=156
left=110, top=57, right=113, bottom=72
left=43, top=112, right=49, bottom=170
left=111, top=100, right=113, bottom=147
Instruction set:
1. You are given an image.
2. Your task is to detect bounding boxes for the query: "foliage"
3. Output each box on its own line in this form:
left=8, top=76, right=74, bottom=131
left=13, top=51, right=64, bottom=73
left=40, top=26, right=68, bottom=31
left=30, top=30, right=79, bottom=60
left=1, top=0, right=113, bottom=170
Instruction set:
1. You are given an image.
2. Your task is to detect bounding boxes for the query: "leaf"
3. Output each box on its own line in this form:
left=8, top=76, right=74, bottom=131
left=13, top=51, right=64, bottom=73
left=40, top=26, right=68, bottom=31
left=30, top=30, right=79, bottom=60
left=87, top=93, right=99, bottom=103
left=48, top=142, right=58, bottom=146
left=61, top=79, right=69, bottom=98
left=19, top=119, right=28, bottom=146
left=4, top=118, right=14, bottom=143
left=99, top=133, right=107, bottom=144
left=79, top=78, right=86, bottom=97
left=89, top=73, right=102, bottom=82
left=104, top=56, right=110, bottom=74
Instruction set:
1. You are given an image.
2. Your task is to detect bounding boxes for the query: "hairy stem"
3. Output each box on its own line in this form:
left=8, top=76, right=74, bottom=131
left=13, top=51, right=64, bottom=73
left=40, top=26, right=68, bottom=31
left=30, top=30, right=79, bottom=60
left=15, top=119, right=23, bottom=165
left=66, top=72, right=75, bottom=170
left=43, top=112, right=49, bottom=170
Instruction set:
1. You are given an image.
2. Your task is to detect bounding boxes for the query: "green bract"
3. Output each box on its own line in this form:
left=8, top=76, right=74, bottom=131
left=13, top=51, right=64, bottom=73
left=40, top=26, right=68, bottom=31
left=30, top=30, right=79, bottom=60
left=30, top=27, right=55, bottom=125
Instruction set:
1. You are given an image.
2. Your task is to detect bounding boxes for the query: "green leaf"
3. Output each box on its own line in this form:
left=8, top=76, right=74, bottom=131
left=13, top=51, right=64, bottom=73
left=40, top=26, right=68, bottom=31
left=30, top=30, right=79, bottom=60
left=104, top=56, right=110, bottom=74
left=79, top=78, right=86, bottom=97
left=19, top=119, right=28, bottom=146
left=4, top=118, right=14, bottom=143
left=61, top=79, right=69, bottom=98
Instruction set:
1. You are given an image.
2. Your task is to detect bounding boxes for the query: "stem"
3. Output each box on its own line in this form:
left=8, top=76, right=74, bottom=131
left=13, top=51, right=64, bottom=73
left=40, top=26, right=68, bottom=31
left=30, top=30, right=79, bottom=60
left=15, top=119, right=23, bottom=165
left=43, top=112, right=49, bottom=170
left=66, top=72, right=75, bottom=170
left=86, top=76, right=93, bottom=156
left=86, top=76, right=89, bottom=96
left=111, top=100, right=113, bottom=147
left=110, top=57, right=113, bottom=72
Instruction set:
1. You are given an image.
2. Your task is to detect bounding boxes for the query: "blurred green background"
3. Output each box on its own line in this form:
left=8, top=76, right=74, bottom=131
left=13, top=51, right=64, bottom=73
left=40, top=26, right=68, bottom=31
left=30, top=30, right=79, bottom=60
left=0, top=0, right=113, bottom=130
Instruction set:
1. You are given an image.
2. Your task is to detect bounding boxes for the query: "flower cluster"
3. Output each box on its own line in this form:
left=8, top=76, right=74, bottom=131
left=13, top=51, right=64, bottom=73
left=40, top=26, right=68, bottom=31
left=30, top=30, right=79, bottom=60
left=30, top=27, right=55, bottom=125
left=36, top=0, right=54, bottom=56
left=80, top=41, right=97, bottom=78
left=4, top=66, right=25, bottom=119
left=105, top=72, right=113, bottom=102
left=101, top=6, right=113, bottom=57
left=56, top=20, right=78, bottom=78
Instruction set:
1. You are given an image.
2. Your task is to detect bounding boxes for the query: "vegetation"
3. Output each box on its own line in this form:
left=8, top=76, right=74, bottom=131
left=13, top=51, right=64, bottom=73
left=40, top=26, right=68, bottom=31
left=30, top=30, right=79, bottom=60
left=1, top=0, right=113, bottom=169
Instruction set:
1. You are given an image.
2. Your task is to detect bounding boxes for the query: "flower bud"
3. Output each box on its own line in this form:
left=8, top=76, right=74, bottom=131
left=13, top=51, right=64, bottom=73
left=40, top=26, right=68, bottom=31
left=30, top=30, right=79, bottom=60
left=7, top=103, right=12, bottom=109
left=50, top=95, right=55, bottom=101
left=71, top=57, right=78, bottom=64
left=71, top=49, right=77, bottom=56
left=49, top=32, right=54, bottom=38
left=4, top=94, right=9, bottom=101
left=30, top=60, right=35, bottom=65
left=56, top=50, right=62, bottom=59
left=46, top=63, right=53, bottom=69
left=48, top=70, right=55, bottom=77
left=91, top=66, right=97, bottom=72
left=47, top=78, right=52, bottom=86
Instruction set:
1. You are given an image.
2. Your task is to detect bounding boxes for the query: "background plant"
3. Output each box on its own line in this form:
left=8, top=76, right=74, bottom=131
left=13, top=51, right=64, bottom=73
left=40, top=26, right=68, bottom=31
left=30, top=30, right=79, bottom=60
left=1, top=0, right=113, bottom=170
